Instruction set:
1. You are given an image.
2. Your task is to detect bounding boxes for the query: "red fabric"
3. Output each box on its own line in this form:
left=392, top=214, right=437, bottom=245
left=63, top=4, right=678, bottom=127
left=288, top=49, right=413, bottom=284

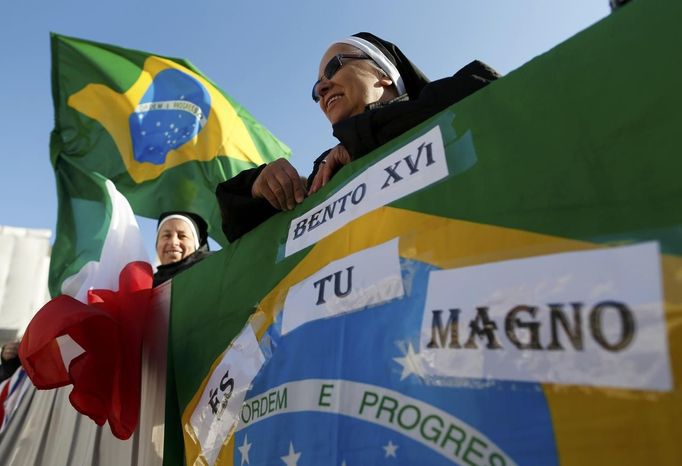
left=0, top=379, right=9, bottom=428
left=19, top=261, right=153, bottom=440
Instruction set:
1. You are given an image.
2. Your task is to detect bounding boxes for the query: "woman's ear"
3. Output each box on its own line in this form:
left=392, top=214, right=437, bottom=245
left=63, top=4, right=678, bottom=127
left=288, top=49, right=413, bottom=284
left=378, top=75, right=394, bottom=88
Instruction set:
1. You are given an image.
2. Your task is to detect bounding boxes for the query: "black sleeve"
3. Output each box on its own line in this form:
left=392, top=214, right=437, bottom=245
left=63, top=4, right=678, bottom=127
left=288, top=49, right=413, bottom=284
left=215, top=165, right=279, bottom=242
left=333, top=60, right=500, bottom=160
left=0, top=355, right=21, bottom=382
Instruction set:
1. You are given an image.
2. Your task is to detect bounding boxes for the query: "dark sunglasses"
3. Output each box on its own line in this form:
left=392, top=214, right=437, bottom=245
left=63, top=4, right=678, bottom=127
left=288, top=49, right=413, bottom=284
left=312, top=54, right=372, bottom=102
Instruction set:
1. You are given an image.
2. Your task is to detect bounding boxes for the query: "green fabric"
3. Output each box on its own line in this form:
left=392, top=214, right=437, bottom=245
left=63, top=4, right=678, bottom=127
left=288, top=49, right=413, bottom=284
left=164, top=0, right=682, bottom=464
left=49, top=159, right=113, bottom=297
left=49, top=34, right=290, bottom=296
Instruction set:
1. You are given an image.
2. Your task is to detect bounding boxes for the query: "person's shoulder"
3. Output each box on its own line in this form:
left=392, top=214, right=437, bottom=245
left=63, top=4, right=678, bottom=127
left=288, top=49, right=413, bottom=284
left=416, top=60, right=500, bottom=105
left=453, top=60, right=501, bottom=83
left=424, top=60, right=500, bottom=91
left=196, top=249, right=214, bottom=260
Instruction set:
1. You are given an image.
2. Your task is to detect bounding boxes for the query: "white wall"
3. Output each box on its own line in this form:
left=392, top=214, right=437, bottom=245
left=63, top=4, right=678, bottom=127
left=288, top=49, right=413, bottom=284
left=0, top=225, right=51, bottom=345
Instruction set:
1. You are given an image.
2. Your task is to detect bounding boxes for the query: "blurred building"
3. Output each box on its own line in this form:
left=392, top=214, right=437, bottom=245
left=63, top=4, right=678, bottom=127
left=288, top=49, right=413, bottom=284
left=0, top=225, right=51, bottom=346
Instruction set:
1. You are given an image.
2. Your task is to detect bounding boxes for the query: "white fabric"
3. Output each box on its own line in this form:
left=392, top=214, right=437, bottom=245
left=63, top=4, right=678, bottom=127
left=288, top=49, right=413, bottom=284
left=61, top=180, right=149, bottom=302
left=0, top=285, right=170, bottom=465
left=0, top=226, right=51, bottom=337
left=336, top=37, right=406, bottom=96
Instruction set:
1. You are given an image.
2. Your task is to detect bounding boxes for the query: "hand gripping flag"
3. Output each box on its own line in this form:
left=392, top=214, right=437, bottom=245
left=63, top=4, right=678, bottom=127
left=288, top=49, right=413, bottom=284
left=48, top=33, right=290, bottom=297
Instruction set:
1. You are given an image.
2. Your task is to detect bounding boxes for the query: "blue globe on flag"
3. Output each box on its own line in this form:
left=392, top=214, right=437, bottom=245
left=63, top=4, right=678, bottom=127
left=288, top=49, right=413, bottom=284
left=129, top=69, right=211, bottom=165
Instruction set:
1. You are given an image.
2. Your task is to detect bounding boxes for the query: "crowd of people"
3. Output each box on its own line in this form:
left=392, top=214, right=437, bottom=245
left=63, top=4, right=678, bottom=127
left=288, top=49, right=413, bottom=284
left=3, top=29, right=499, bottom=430
left=2, top=31, right=499, bottom=396
left=2, top=1, right=640, bottom=455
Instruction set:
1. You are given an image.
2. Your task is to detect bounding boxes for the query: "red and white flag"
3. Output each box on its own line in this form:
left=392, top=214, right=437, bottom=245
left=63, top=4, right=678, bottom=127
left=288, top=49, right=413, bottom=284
left=19, top=180, right=153, bottom=440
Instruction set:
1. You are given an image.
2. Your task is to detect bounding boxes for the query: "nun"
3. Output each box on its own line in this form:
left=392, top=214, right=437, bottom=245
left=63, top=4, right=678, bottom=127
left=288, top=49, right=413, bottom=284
left=216, top=32, right=500, bottom=242
left=153, top=211, right=211, bottom=286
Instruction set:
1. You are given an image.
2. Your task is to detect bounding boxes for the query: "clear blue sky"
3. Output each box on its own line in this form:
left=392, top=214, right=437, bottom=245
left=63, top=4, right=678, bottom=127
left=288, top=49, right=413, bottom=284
left=0, top=1, right=608, bottom=257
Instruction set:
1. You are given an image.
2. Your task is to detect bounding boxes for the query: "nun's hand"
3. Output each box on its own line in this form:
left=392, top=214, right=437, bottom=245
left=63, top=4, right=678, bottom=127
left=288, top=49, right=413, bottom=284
left=252, top=158, right=306, bottom=211
left=308, top=144, right=351, bottom=195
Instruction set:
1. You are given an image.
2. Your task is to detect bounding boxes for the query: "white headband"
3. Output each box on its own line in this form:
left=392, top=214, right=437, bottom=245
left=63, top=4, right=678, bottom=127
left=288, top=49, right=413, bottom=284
left=157, top=214, right=200, bottom=251
left=336, top=36, right=406, bottom=96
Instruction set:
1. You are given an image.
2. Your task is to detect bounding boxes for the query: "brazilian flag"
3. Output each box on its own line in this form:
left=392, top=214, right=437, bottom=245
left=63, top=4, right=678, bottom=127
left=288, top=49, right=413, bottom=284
left=49, top=34, right=289, bottom=296
left=166, top=0, right=682, bottom=464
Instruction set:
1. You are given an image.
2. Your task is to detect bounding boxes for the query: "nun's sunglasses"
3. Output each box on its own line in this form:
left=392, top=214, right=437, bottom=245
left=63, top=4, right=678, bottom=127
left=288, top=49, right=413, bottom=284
left=312, top=54, right=372, bottom=102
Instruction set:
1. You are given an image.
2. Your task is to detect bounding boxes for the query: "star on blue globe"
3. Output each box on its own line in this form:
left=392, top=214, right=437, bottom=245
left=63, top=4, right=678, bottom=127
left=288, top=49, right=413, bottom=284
left=129, top=69, right=211, bottom=165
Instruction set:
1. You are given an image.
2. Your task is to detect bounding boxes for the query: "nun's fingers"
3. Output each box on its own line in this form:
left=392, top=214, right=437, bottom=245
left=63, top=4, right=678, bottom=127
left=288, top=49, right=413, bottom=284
left=309, top=162, right=332, bottom=195
left=254, top=176, right=283, bottom=210
left=309, top=145, right=351, bottom=194
left=263, top=185, right=286, bottom=210
left=252, top=159, right=285, bottom=210
left=252, top=158, right=304, bottom=210
left=269, top=161, right=306, bottom=210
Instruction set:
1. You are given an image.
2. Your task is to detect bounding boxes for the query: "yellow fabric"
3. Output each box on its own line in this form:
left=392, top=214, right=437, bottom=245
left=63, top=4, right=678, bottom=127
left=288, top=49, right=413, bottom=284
left=182, top=206, right=682, bottom=465
left=68, top=56, right=263, bottom=183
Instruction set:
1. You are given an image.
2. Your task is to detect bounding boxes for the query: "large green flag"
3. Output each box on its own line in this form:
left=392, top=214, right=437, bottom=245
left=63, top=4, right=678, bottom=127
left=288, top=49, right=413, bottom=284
left=166, top=1, right=682, bottom=465
left=49, top=34, right=290, bottom=296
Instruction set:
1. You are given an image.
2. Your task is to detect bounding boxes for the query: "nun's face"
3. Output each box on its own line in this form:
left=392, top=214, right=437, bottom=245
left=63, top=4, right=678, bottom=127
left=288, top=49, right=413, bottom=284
left=156, top=219, right=197, bottom=265
left=315, top=43, right=395, bottom=125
